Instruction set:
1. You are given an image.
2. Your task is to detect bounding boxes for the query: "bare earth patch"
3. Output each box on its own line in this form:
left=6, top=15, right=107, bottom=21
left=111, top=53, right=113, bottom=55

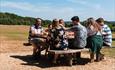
left=0, top=52, right=115, bottom=70
left=0, top=39, right=115, bottom=70
left=0, top=36, right=32, bottom=53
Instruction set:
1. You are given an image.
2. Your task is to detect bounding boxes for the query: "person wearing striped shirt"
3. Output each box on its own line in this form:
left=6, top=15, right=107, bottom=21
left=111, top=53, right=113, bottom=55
left=96, top=18, right=112, bottom=47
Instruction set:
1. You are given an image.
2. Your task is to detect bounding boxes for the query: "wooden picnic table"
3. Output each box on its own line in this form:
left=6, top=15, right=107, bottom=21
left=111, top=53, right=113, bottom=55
left=48, top=48, right=89, bottom=54
left=48, top=48, right=89, bottom=66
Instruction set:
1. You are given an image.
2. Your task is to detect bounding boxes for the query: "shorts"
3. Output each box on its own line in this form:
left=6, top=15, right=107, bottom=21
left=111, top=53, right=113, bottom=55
left=31, top=38, right=46, bottom=47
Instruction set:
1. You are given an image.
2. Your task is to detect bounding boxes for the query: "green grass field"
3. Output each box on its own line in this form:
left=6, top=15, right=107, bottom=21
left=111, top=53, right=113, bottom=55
left=0, top=25, right=115, bottom=57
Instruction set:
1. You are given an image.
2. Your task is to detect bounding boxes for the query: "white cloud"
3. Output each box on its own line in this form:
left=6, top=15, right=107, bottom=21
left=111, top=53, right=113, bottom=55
left=1, top=1, right=114, bottom=21
left=1, top=1, right=74, bottom=12
left=1, top=1, right=77, bottom=20
left=67, top=0, right=88, bottom=5
left=67, top=0, right=103, bottom=10
left=1, top=1, right=34, bottom=11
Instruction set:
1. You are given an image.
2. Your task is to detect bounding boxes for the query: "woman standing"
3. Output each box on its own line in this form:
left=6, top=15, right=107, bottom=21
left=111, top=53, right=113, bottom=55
left=86, top=18, right=104, bottom=62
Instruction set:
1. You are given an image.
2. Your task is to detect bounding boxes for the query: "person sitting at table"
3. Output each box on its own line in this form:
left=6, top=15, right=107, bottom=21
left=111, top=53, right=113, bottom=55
left=69, top=16, right=87, bottom=49
left=86, top=18, right=103, bottom=62
left=59, top=19, right=66, bottom=29
left=96, top=18, right=112, bottom=47
left=49, top=19, right=68, bottom=50
left=29, top=18, right=48, bottom=59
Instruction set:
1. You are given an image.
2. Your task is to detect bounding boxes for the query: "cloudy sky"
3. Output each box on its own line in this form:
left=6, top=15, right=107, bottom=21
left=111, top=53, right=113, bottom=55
left=0, top=0, right=115, bottom=21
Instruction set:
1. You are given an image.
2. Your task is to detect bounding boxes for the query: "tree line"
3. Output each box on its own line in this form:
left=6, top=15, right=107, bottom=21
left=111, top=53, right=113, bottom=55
left=0, top=12, right=52, bottom=27
left=0, top=12, right=115, bottom=32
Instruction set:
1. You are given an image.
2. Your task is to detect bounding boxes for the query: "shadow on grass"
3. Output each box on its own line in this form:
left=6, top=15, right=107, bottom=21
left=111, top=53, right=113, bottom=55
left=112, top=38, right=115, bottom=40
left=10, top=54, right=90, bottom=68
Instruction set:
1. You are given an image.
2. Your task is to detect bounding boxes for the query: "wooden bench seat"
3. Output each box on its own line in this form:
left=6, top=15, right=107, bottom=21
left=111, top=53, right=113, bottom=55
left=48, top=48, right=89, bottom=54
left=47, top=48, right=89, bottom=66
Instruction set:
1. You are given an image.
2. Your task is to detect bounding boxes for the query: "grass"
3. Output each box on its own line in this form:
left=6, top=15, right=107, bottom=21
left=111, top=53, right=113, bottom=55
left=112, top=41, right=115, bottom=46
left=102, top=47, right=115, bottom=58
left=0, top=25, right=115, bottom=58
left=103, top=41, right=115, bottom=58
left=0, top=25, right=29, bottom=40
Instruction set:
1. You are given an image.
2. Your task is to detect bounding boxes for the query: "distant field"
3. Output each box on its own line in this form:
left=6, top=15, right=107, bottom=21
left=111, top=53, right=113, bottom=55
left=0, top=25, right=115, bottom=57
left=0, top=25, right=29, bottom=41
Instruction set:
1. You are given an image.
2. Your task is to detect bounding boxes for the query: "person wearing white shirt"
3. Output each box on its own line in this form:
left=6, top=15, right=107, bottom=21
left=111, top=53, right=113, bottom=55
left=29, top=18, right=47, bottom=59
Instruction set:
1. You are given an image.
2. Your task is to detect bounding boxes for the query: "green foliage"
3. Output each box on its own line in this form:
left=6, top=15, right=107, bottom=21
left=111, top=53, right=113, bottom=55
left=42, top=20, right=52, bottom=27
left=105, top=21, right=115, bottom=32
left=0, top=12, right=35, bottom=25
left=0, top=12, right=115, bottom=29
left=65, top=21, right=73, bottom=27
left=0, top=12, right=51, bottom=26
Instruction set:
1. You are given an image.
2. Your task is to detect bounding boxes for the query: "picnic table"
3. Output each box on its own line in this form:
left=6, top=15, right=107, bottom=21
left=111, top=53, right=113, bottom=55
left=48, top=48, right=89, bottom=66
left=45, top=31, right=89, bottom=66
left=25, top=29, right=90, bottom=66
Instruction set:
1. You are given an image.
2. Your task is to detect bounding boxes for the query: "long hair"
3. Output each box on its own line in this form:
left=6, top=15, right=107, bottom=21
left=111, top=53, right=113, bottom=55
left=52, top=19, right=59, bottom=28
left=86, top=18, right=101, bottom=32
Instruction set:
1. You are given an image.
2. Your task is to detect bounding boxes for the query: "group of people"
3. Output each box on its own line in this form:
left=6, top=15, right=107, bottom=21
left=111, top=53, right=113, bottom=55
left=28, top=16, right=112, bottom=63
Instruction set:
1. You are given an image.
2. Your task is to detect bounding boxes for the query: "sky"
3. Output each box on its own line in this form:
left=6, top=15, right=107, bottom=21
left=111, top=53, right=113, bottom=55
left=0, top=0, right=115, bottom=21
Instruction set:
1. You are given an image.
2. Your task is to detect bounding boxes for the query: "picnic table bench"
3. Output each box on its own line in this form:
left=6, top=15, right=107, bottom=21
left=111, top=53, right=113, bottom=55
left=48, top=48, right=89, bottom=66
